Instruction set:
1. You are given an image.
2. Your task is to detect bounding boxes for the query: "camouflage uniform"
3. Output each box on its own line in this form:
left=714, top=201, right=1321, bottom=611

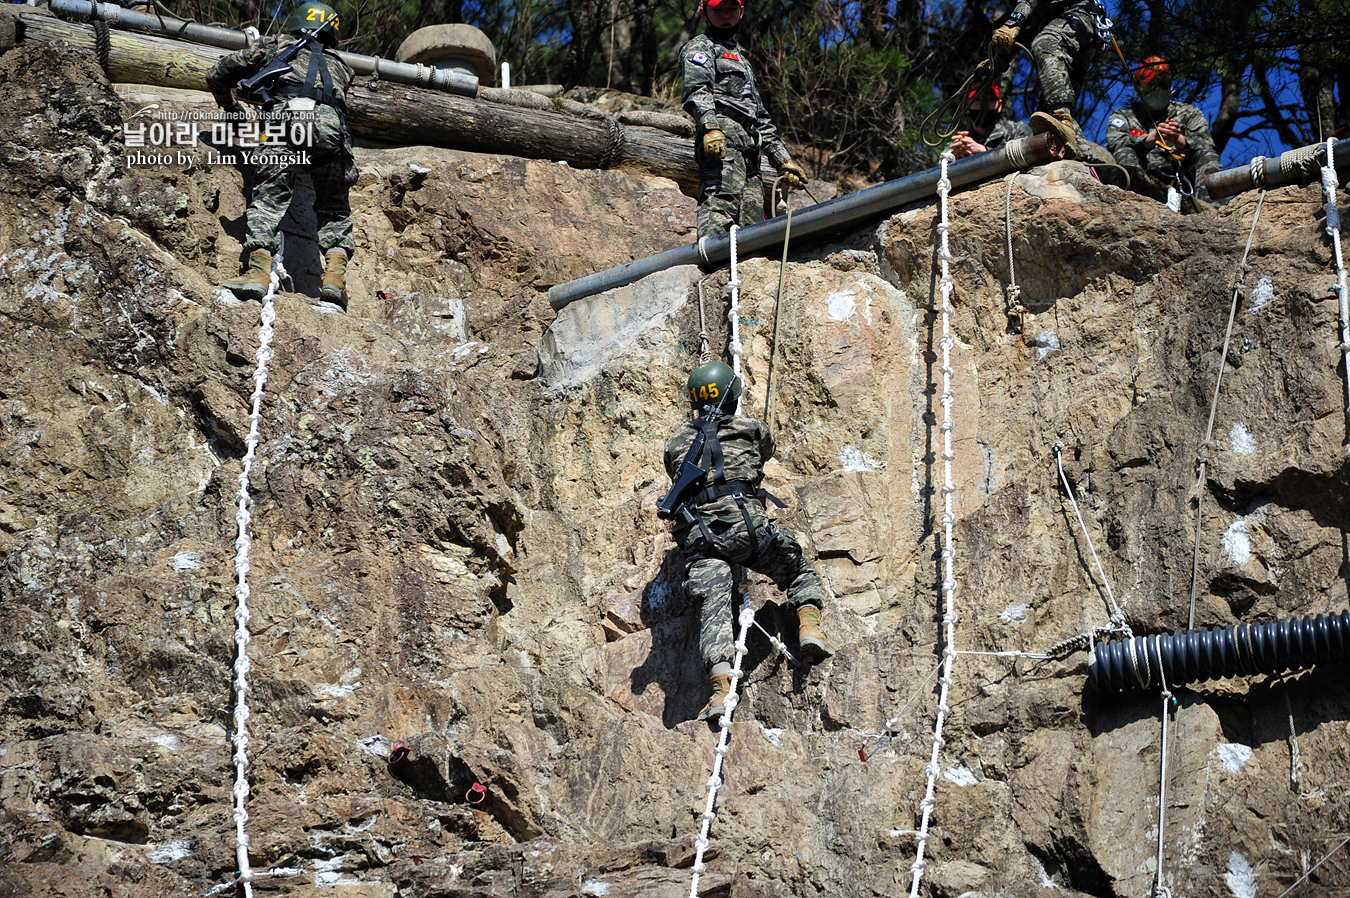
left=680, top=31, right=791, bottom=241
left=1007, top=0, right=1107, bottom=111
left=664, top=413, right=827, bottom=668
left=206, top=36, right=359, bottom=256
left=1105, top=100, right=1221, bottom=211
left=984, top=118, right=1034, bottom=151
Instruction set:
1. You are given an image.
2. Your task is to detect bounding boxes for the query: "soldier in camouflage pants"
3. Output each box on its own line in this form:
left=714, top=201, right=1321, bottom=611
left=680, top=0, right=807, bottom=241
left=206, top=2, right=358, bottom=309
left=1105, top=56, right=1222, bottom=212
left=663, top=361, right=835, bottom=722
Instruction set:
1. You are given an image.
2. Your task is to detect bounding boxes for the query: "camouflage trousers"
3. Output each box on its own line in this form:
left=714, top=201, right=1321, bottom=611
left=677, top=503, right=827, bottom=669
left=696, top=120, right=766, bottom=241
left=244, top=104, right=359, bottom=255
left=1030, top=10, right=1098, bottom=111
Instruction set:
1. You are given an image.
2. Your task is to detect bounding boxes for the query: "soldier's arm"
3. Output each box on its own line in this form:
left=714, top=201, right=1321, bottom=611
left=205, top=41, right=272, bottom=100
left=1007, top=0, right=1039, bottom=26
left=681, top=45, right=720, bottom=134
left=1105, top=112, right=1145, bottom=167
left=757, top=419, right=776, bottom=465
left=747, top=67, right=791, bottom=168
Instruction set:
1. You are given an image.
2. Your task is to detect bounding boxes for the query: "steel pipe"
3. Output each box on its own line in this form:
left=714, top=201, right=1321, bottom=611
left=1205, top=139, right=1350, bottom=200
left=49, top=0, right=478, bottom=96
left=547, top=133, right=1066, bottom=311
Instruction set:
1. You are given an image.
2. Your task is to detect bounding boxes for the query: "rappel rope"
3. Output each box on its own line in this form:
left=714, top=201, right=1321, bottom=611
left=1052, top=444, right=1132, bottom=639
left=727, top=224, right=743, bottom=416
left=764, top=177, right=794, bottom=426
left=906, top=152, right=961, bottom=898
left=688, top=600, right=757, bottom=898
left=203, top=258, right=305, bottom=898
left=1003, top=173, right=1026, bottom=318
left=1323, top=138, right=1350, bottom=449
left=1187, top=190, right=1267, bottom=629
left=1152, top=652, right=1177, bottom=898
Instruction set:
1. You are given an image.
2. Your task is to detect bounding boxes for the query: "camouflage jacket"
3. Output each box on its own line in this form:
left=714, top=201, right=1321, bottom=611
left=206, top=35, right=355, bottom=111
left=1009, top=0, right=1102, bottom=30
left=680, top=31, right=790, bottom=168
left=985, top=118, right=1034, bottom=151
left=1105, top=100, right=1221, bottom=200
left=664, top=413, right=775, bottom=527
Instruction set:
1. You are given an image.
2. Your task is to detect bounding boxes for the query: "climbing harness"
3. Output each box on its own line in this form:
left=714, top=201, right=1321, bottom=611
left=1088, top=610, right=1350, bottom=693
left=688, top=600, right=757, bottom=897
left=1187, top=190, right=1266, bottom=629
left=1323, top=138, right=1350, bottom=445
left=201, top=259, right=307, bottom=898
left=905, top=151, right=961, bottom=898
left=1052, top=443, right=1132, bottom=639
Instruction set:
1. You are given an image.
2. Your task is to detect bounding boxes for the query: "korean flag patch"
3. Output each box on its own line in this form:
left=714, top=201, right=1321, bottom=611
left=1109, top=117, right=1126, bottom=128
left=691, top=52, right=710, bottom=66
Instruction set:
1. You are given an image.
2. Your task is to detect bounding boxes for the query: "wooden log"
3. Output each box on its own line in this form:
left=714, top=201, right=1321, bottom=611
left=16, top=12, right=707, bottom=193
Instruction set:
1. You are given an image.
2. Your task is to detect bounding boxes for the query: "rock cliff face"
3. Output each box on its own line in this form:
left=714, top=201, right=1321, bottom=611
left=3, top=41, right=1350, bottom=898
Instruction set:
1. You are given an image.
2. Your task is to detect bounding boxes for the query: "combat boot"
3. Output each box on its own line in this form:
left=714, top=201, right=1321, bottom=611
left=1030, top=107, right=1079, bottom=160
left=320, top=250, right=349, bottom=311
left=222, top=250, right=273, bottom=301
left=796, top=606, right=837, bottom=661
left=697, top=673, right=732, bottom=722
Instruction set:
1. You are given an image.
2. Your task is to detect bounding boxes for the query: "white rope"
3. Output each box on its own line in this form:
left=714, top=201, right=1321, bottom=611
left=1323, top=138, right=1350, bottom=449
left=218, top=255, right=285, bottom=898
left=688, top=599, right=757, bottom=897
left=1052, top=444, right=1132, bottom=638
left=1274, top=832, right=1350, bottom=898
left=1003, top=173, right=1026, bottom=316
left=906, top=152, right=961, bottom=898
left=726, top=224, right=743, bottom=416
left=1153, top=645, right=1175, bottom=898
left=1282, top=678, right=1304, bottom=789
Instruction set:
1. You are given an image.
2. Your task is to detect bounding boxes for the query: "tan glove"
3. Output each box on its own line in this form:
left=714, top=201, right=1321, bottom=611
left=991, top=23, right=1020, bottom=56
left=702, top=128, right=727, bottom=159
left=779, top=159, right=808, bottom=189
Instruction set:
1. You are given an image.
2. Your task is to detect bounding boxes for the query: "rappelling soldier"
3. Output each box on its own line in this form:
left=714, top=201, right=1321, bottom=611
left=660, top=361, right=836, bottom=722
left=206, top=1, right=358, bottom=310
left=1105, top=56, right=1221, bottom=213
left=949, top=84, right=1033, bottom=159
left=989, top=0, right=1112, bottom=159
left=680, top=0, right=809, bottom=241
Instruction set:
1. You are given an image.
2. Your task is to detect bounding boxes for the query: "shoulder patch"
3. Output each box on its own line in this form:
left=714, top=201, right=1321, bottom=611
left=1109, top=117, right=1126, bottom=128
left=721, top=51, right=740, bottom=61
left=1129, top=128, right=1147, bottom=137
left=690, top=52, right=709, bottom=66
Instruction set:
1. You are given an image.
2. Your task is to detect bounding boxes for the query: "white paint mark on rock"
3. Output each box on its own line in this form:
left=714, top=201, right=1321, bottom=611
left=840, top=443, right=883, bottom=472
left=942, top=764, right=978, bottom=785
left=582, top=876, right=610, bottom=896
left=149, top=840, right=191, bottom=863
left=1000, top=603, right=1028, bottom=623
left=827, top=290, right=857, bottom=321
left=1216, top=743, right=1253, bottom=773
left=1248, top=277, right=1274, bottom=315
left=1222, top=520, right=1251, bottom=565
left=167, top=551, right=202, bottom=572
left=1229, top=422, right=1256, bottom=456
left=759, top=724, right=783, bottom=746
left=1034, top=329, right=1061, bottom=360
left=1225, top=850, right=1257, bottom=898
left=151, top=734, right=178, bottom=751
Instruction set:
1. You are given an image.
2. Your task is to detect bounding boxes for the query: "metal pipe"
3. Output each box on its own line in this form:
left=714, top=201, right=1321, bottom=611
left=49, top=0, right=478, bottom=96
left=1205, top=139, right=1350, bottom=199
left=548, top=133, right=1065, bottom=311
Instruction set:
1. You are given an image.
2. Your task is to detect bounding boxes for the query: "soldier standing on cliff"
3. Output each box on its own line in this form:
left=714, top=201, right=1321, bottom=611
left=989, top=0, right=1112, bottom=159
left=206, top=1, right=358, bottom=310
left=661, top=361, right=836, bottom=722
left=1105, top=56, right=1221, bottom=213
left=680, top=0, right=808, bottom=241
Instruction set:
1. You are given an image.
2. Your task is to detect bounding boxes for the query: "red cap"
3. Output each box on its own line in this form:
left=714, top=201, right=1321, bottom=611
left=705, top=0, right=743, bottom=6
left=1132, top=56, right=1170, bottom=86
left=967, top=83, right=1000, bottom=101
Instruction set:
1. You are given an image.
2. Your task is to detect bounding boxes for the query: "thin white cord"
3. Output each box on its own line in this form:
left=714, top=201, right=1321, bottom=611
left=727, top=224, right=743, bottom=416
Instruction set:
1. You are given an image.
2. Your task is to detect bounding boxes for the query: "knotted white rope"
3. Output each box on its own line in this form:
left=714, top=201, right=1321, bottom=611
left=1323, top=138, right=1350, bottom=449
left=1153, top=646, right=1176, bottom=898
left=907, top=152, right=961, bottom=898
left=1003, top=174, right=1026, bottom=317
left=688, top=600, right=757, bottom=897
left=1052, top=444, right=1132, bottom=639
left=1187, top=191, right=1267, bottom=629
left=726, top=224, right=743, bottom=416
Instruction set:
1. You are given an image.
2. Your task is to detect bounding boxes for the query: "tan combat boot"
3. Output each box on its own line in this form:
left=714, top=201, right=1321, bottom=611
left=1030, top=107, right=1079, bottom=160
left=320, top=250, right=349, bottom=310
left=697, top=673, right=732, bottom=722
left=223, top=250, right=273, bottom=301
left=797, top=606, right=837, bottom=661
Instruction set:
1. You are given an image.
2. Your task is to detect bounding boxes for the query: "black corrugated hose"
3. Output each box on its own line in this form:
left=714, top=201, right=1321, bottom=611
left=1088, top=610, right=1350, bottom=694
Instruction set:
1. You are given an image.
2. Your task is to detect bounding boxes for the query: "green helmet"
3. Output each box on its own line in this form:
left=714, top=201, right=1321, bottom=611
left=283, top=2, right=341, bottom=47
left=686, top=360, right=741, bottom=411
